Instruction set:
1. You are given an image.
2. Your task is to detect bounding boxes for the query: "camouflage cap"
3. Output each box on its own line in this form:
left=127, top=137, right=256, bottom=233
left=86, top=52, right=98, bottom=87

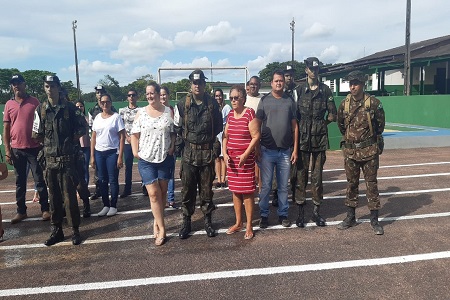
left=10, top=74, right=25, bottom=84
left=304, top=57, right=320, bottom=69
left=189, top=69, right=208, bottom=81
left=346, top=71, right=366, bottom=83
left=43, top=75, right=61, bottom=86
left=284, top=65, right=295, bottom=74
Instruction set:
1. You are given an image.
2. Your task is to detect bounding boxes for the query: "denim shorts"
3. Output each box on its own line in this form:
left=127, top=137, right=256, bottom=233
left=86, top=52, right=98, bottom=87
left=138, top=156, right=172, bottom=185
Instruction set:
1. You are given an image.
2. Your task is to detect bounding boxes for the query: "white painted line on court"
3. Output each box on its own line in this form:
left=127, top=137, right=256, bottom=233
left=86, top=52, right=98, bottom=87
left=325, top=161, right=450, bottom=172
left=0, top=250, right=449, bottom=297
left=1, top=211, right=449, bottom=251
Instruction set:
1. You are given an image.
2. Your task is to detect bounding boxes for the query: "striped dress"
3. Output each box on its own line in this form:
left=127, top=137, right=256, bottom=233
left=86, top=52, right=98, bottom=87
left=226, top=107, right=256, bottom=194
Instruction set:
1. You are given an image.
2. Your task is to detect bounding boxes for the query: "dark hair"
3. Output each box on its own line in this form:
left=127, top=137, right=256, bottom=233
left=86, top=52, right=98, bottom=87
left=249, top=75, right=260, bottom=84
left=214, top=89, right=224, bottom=108
left=161, top=86, right=170, bottom=95
left=100, top=93, right=112, bottom=102
left=128, top=88, right=138, bottom=96
left=272, top=70, right=285, bottom=80
left=229, top=85, right=247, bottom=105
left=147, top=82, right=161, bottom=94
left=75, top=100, right=86, bottom=115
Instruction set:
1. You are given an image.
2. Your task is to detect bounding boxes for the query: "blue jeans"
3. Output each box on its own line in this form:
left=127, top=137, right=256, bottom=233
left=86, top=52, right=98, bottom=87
left=123, top=144, right=133, bottom=194
left=95, top=149, right=119, bottom=208
left=81, top=147, right=90, bottom=185
left=259, top=146, right=291, bottom=218
left=12, top=148, right=49, bottom=214
left=167, top=155, right=175, bottom=203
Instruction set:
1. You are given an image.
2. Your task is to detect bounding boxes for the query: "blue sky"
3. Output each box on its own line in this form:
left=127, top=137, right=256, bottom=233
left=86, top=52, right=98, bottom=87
left=1, top=0, right=448, bottom=92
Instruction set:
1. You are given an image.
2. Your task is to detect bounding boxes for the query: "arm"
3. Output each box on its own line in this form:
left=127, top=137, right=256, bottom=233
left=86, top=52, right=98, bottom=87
left=253, top=118, right=262, bottom=162
left=222, top=122, right=229, bottom=167
left=3, top=122, right=14, bottom=165
left=90, top=131, right=96, bottom=169
left=117, top=129, right=125, bottom=169
left=325, top=88, right=337, bottom=124
left=337, top=101, right=346, bottom=135
left=238, top=118, right=261, bottom=168
left=290, top=119, right=298, bottom=164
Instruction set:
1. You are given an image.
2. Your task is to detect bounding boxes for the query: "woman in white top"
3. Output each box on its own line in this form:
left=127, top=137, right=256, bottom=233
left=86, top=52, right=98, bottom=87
left=90, top=94, right=125, bottom=217
left=131, top=82, right=175, bottom=246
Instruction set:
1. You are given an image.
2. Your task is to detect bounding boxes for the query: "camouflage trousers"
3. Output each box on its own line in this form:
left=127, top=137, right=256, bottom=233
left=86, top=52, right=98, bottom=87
left=344, top=155, right=380, bottom=210
left=46, top=161, right=81, bottom=227
left=294, top=151, right=326, bottom=206
left=180, top=161, right=216, bottom=217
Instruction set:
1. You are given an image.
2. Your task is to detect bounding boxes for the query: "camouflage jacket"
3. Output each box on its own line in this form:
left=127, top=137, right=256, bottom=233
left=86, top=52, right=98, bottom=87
left=337, top=93, right=385, bottom=161
left=296, top=82, right=337, bottom=152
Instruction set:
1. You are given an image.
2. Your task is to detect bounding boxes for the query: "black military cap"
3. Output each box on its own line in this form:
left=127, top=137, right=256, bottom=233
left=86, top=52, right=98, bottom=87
left=43, top=75, right=61, bottom=86
left=189, top=69, right=208, bottom=81
left=94, top=85, right=106, bottom=91
left=10, top=74, right=25, bottom=84
left=346, top=71, right=366, bottom=83
left=304, top=57, right=320, bottom=69
left=284, top=65, right=295, bottom=74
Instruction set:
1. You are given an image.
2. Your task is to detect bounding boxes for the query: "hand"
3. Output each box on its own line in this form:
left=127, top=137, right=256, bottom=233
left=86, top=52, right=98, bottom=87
left=90, top=158, right=96, bottom=170
left=5, top=151, right=15, bottom=166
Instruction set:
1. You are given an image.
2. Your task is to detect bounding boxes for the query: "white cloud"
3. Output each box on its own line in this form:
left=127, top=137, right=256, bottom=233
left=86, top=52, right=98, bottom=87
left=320, top=45, right=340, bottom=64
left=247, top=43, right=292, bottom=74
left=110, top=28, right=174, bottom=63
left=302, top=22, right=334, bottom=39
left=174, top=21, right=241, bottom=49
left=69, top=59, right=127, bottom=75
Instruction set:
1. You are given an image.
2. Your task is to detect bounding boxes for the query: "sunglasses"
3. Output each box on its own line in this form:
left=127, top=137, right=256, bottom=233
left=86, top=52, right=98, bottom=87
left=127, top=94, right=137, bottom=97
left=229, top=96, right=242, bottom=101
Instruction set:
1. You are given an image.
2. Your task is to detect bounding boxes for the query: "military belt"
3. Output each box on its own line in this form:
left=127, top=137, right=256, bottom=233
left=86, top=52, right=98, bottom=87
left=343, top=138, right=376, bottom=149
left=46, top=155, right=74, bottom=163
left=188, top=142, right=213, bottom=150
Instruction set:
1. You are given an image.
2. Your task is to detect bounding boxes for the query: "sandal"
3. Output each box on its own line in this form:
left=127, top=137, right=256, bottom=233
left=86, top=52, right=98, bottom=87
left=244, top=231, right=254, bottom=240
left=155, top=236, right=166, bottom=246
left=33, top=197, right=40, bottom=203
left=226, top=224, right=243, bottom=235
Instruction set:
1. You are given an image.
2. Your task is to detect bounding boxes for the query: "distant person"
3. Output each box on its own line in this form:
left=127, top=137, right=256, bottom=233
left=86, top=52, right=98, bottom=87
left=32, top=75, right=87, bottom=246
left=90, top=94, right=125, bottom=217
left=255, top=70, right=298, bottom=228
left=214, top=88, right=232, bottom=189
left=294, top=57, right=337, bottom=228
left=119, top=89, right=140, bottom=198
left=337, top=70, right=385, bottom=235
left=3, top=74, right=50, bottom=224
left=160, top=86, right=176, bottom=208
left=223, top=85, right=260, bottom=239
left=174, top=69, right=223, bottom=239
left=131, top=82, right=175, bottom=246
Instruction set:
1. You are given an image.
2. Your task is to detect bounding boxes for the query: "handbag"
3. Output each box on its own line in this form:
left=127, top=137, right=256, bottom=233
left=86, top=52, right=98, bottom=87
left=0, top=150, right=8, bottom=180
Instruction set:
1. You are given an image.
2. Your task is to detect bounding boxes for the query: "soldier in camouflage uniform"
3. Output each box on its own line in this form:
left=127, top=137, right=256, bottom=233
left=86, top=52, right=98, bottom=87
left=173, top=69, right=223, bottom=239
left=32, top=75, right=87, bottom=245
left=294, top=57, right=337, bottom=228
left=337, top=70, right=385, bottom=235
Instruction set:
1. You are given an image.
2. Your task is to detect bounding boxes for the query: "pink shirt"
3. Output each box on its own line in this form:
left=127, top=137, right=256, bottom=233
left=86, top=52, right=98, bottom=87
left=3, top=96, right=42, bottom=149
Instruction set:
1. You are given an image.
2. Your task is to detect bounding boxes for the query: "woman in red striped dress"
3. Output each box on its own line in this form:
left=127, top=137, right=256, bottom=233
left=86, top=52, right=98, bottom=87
left=222, top=85, right=260, bottom=239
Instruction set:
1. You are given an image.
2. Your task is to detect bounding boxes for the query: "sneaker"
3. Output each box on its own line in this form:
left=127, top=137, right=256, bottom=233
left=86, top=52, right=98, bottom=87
left=279, top=216, right=291, bottom=227
left=11, top=213, right=28, bottom=224
left=259, top=216, right=269, bottom=229
left=42, top=211, right=51, bottom=221
left=106, top=207, right=117, bottom=217
left=97, top=206, right=110, bottom=217
left=215, top=182, right=222, bottom=189
left=168, top=202, right=177, bottom=209
left=119, top=191, right=131, bottom=198
left=89, top=193, right=100, bottom=200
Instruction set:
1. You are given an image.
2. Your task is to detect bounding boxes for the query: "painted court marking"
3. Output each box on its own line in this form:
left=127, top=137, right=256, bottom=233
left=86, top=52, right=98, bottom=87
left=0, top=251, right=449, bottom=297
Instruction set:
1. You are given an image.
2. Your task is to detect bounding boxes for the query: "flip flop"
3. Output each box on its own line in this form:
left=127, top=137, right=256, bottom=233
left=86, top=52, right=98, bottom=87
left=155, top=236, right=166, bottom=246
left=244, top=231, right=254, bottom=240
left=33, top=197, right=40, bottom=203
left=226, top=225, right=243, bottom=235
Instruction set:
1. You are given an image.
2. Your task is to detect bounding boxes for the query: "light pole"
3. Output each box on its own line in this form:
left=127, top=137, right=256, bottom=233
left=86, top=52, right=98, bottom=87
left=72, top=20, right=81, bottom=101
left=404, top=0, right=411, bottom=96
left=290, top=18, right=295, bottom=67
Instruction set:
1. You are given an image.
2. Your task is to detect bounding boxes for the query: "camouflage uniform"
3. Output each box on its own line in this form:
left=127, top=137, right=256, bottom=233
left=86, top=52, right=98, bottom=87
left=33, top=80, right=87, bottom=245
left=295, top=82, right=337, bottom=206
left=175, top=93, right=223, bottom=217
left=337, top=93, right=385, bottom=210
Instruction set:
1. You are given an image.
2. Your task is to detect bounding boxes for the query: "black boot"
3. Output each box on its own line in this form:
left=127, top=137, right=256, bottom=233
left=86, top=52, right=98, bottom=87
left=82, top=199, right=91, bottom=218
left=72, top=227, right=82, bottom=245
left=370, top=210, right=384, bottom=235
left=204, top=214, right=216, bottom=237
left=296, top=204, right=305, bottom=228
left=312, top=205, right=326, bottom=227
left=337, top=206, right=357, bottom=230
left=179, top=215, right=191, bottom=239
left=44, top=225, right=64, bottom=246
left=272, top=190, right=279, bottom=207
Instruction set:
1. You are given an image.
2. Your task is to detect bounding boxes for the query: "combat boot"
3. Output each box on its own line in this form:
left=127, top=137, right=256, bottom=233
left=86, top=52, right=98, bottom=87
left=72, top=227, right=82, bottom=245
left=337, top=206, right=357, bottom=230
left=370, top=210, right=384, bottom=235
left=179, top=215, right=191, bottom=239
left=82, top=199, right=91, bottom=218
left=44, top=225, right=64, bottom=246
left=312, top=205, right=326, bottom=227
left=204, top=213, right=216, bottom=237
left=296, top=204, right=305, bottom=228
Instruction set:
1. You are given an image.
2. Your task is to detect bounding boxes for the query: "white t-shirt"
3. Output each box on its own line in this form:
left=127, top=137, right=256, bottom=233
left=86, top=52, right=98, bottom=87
left=92, top=113, right=125, bottom=152
left=246, top=94, right=262, bottom=112
left=130, top=106, right=174, bottom=163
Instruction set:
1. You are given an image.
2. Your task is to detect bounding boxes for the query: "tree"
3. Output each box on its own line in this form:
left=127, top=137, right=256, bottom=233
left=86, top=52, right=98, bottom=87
left=98, top=75, right=124, bottom=102
left=123, top=74, right=154, bottom=102
left=0, top=68, right=20, bottom=103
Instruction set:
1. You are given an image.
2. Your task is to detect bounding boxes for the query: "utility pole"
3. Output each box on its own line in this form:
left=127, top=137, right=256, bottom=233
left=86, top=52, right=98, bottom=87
left=72, top=20, right=81, bottom=101
left=290, top=18, right=295, bottom=67
left=404, top=0, right=411, bottom=96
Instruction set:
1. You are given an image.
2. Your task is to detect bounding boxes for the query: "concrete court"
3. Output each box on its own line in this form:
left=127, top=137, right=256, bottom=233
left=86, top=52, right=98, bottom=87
left=0, top=131, right=449, bottom=299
